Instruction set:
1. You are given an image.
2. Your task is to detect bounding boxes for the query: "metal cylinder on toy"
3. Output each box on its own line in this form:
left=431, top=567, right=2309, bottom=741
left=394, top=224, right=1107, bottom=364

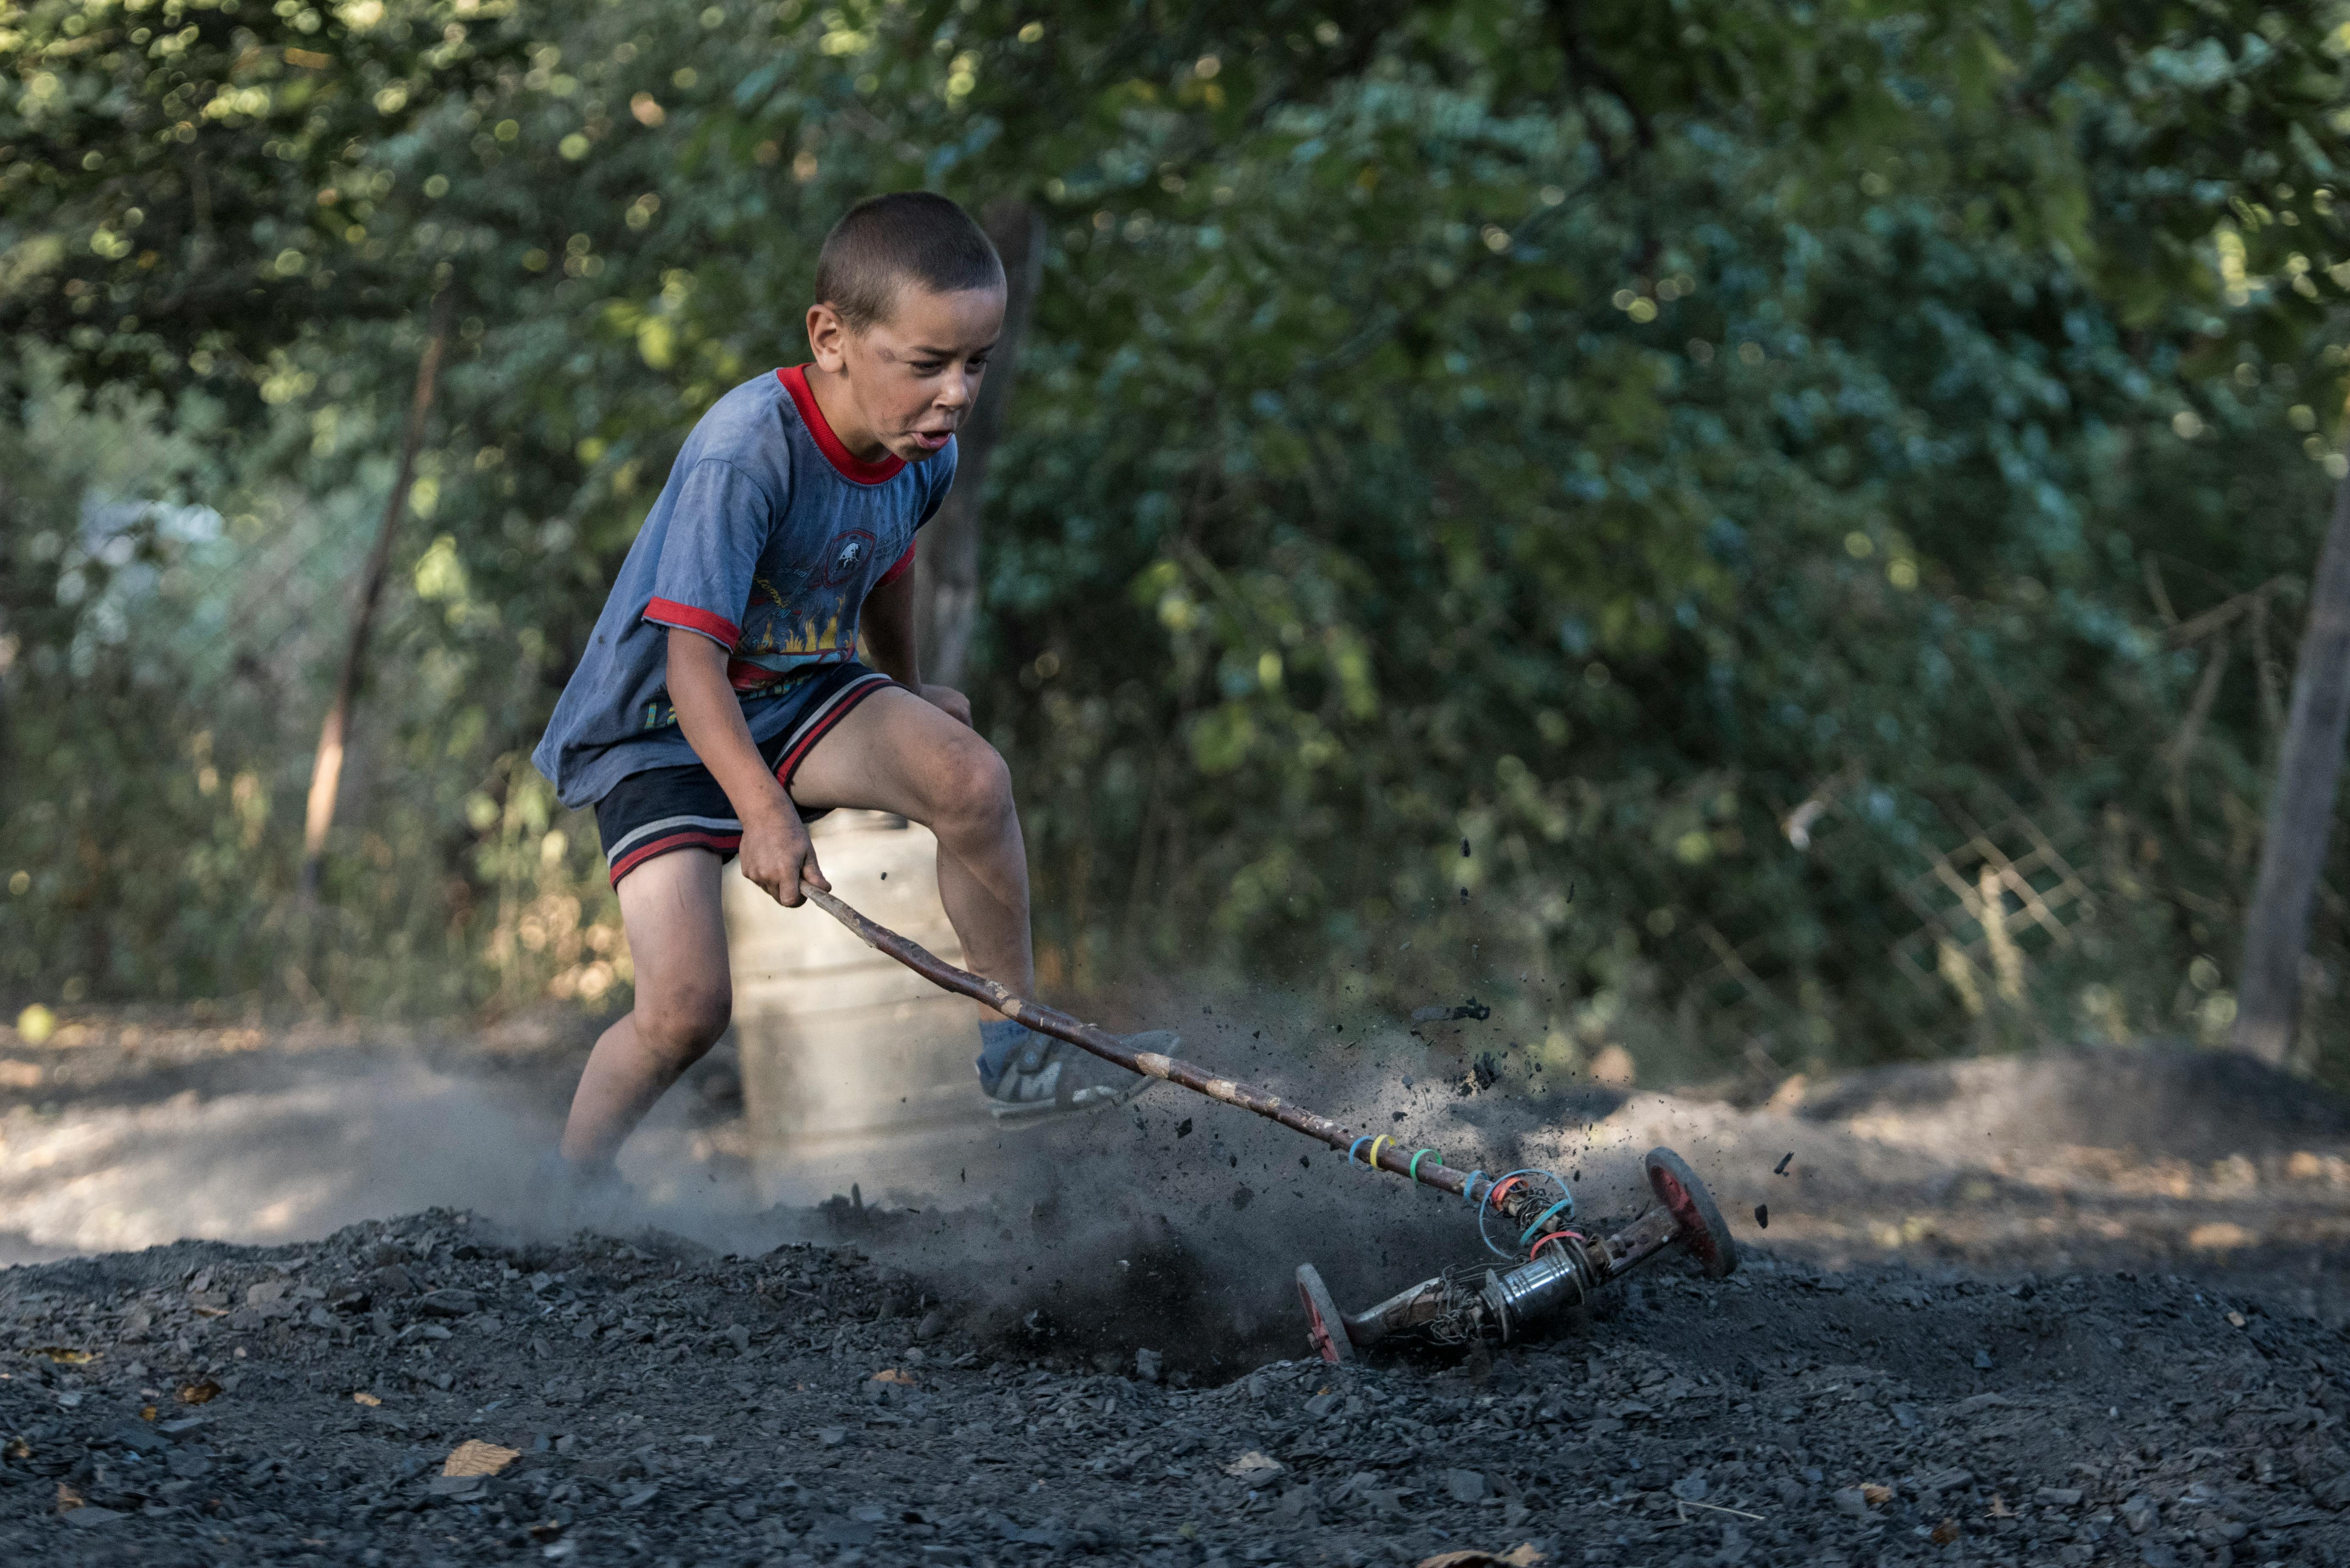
left=1479, top=1237, right=1599, bottom=1342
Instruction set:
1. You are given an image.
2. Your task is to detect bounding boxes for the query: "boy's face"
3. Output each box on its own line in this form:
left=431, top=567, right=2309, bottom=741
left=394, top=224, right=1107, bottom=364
left=805, top=280, right=1007, bottom=463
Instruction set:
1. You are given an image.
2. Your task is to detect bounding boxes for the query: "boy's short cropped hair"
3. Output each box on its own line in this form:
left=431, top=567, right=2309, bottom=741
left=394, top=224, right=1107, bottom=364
left=814, top=192, right=1005, bottom=331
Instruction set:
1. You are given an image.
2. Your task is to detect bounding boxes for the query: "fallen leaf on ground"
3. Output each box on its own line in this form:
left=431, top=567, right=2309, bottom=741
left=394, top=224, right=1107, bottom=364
left=56, top=1482, right=84, bottom=1513
left=35, top=1347, right=93, bottom=1364
left=352, top=1392, right=381, bottom=1407
left=1931, top=1519, right=1959, bottom=1544
left=871, top=1368, right=917, bottom=1385
left=1862, top=1483, right=1893, bottom=1506
left=443, top=1439, right=520, bottom=1477
left=1223, top=1450, right=1285, bottom=1479
left=1415, top=1546, right=1547, bottom=1568
left=177, top=1380, right=221, bottom=1405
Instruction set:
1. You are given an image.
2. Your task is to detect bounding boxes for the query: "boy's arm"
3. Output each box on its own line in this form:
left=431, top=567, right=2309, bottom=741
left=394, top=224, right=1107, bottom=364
left=860, top=566, right=922, bottom=689
left=666, top=627, right=827, bottom=906
left=862, top=569, right=973, bottom=726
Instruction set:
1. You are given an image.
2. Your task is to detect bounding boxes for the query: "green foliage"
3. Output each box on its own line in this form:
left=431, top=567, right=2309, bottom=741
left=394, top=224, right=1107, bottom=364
left=0, top=354, right=622, bottom=1011
left=4, top=0, right=2350, bottom=1076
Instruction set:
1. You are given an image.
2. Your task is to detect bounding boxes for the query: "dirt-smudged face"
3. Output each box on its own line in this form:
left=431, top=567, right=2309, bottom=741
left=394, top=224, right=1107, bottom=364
left=802, top=280, right=1006, bottom=465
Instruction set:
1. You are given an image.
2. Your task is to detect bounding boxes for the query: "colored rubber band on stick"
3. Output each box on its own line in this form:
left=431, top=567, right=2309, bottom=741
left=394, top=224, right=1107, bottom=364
left=1409, top=1148, right=1441, bottom=1184
left=1348, top=1136, right=1373, bottom=1168
left=1461, top=1171, right=1488, bottom=1207
left=1530, top=1229, right=1589, bottom=1261
left=1368, top=1134, right=1394, bottom=1171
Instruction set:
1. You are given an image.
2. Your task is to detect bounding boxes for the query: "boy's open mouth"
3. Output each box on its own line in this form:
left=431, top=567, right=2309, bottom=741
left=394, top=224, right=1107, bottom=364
left=907, top=429, right=952, bottom=453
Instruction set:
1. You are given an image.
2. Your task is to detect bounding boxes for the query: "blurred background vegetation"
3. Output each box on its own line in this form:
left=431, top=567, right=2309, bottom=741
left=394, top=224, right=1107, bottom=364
left=6, top=0, right=2350, bottom=1087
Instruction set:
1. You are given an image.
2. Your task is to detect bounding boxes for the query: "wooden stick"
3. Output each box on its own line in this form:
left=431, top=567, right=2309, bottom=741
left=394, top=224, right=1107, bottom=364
left=799, top=882, right=1479, bottom=1201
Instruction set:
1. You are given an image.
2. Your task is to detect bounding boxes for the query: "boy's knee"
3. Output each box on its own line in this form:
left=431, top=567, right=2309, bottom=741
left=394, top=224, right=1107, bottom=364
left=637, top=985, right=731, bottom=1064
left=937, top=741, right=1015, bottom=831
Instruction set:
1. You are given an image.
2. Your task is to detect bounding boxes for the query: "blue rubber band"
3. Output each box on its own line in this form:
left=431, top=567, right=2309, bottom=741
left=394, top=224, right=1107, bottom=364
left=1461, top=1171, right=1487, bottom=1207
left=1408, top=1148, right=1440, bottom=1184
left=1518, top=1197, right=1576, bottom=1249
left=1348, top=1137, right=1373, bottom=1168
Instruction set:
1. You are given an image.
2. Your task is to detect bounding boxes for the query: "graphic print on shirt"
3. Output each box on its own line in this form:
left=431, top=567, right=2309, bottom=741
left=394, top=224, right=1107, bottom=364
left=633, top=540, right=889, bottom=724
left=819, top=530, right=876, bottom=587
left=711, top=560, right=864, bottom=700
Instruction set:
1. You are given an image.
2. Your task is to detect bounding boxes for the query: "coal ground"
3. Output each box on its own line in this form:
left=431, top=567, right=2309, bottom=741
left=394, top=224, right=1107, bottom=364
left=8, top=1018, right=2350, bottom=1567
left=6, top=1206, right=2350, bottom=1567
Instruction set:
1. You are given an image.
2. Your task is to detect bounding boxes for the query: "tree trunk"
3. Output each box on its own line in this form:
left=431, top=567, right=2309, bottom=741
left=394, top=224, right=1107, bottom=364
left=297, top=289, right=454, bottom=900
left=914, top=201, right=1045, bottom=689
left=2233, top=471, right=2350, bottom=1064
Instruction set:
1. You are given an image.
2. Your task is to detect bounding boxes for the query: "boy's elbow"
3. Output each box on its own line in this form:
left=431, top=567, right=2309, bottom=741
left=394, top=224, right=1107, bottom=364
left=665, top=627, right=720, bottom=680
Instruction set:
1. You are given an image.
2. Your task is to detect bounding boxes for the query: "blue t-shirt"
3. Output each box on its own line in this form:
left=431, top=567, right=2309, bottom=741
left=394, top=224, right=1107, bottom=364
left=533, top=366, right=957, bottom=808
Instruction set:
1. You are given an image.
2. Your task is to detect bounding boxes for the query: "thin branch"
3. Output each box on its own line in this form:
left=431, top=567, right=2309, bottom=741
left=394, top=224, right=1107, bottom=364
left=297, top=288, right=455, bottom=903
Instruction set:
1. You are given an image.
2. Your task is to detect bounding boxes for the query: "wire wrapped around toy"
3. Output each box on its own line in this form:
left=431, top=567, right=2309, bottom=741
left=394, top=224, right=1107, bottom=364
left=1475, top=1168, right=1576, bottom=1260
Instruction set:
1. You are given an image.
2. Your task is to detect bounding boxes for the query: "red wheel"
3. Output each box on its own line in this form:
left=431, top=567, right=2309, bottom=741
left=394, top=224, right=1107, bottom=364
left=1644, top=1147, right=1739, bottom=1280
left=1295, top=1263, right=1354, bottom=1364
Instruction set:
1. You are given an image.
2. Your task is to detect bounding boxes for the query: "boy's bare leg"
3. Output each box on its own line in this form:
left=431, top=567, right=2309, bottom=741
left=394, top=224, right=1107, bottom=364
left=790, top=685, right=1157, bottom=1118
left=788, top=683, right=1033, bottom=1005
left=558, top=848, right=733, bottom=1168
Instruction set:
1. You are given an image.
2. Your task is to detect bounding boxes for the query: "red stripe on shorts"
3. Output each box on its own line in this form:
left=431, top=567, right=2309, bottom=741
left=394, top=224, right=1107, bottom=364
left=771, top=673, right=892, bottom=785
left=608, top=829, right=742, bottom=886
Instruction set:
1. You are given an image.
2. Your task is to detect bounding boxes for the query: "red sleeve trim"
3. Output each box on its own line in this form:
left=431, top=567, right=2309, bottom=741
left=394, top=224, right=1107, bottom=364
left=875, top=540, right=917, bottom=590
left=776, top=365, right=908, bottom=486
left=644, top=597, right=740, bottom=647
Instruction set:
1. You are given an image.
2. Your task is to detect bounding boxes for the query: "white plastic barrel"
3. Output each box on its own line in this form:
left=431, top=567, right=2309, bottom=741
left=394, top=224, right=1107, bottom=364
left=722, top=810, right=991, bottom=1188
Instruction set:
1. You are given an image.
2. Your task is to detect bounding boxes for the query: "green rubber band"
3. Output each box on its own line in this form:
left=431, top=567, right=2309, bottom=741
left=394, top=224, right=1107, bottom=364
left=1409, top=1148, right=1441, bottom=1184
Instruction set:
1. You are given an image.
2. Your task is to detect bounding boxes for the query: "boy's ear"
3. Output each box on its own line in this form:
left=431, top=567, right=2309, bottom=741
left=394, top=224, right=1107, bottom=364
left=805, top=301, right=850, bottom=373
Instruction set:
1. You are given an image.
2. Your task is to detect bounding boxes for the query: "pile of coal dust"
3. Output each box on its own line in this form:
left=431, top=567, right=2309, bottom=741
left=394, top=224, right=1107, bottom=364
left=7, top=1208, right=2350, bottom=1568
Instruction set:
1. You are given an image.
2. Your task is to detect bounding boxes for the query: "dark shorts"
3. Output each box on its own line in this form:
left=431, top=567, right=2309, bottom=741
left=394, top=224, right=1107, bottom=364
left=593, top=663, right=894, bottom=887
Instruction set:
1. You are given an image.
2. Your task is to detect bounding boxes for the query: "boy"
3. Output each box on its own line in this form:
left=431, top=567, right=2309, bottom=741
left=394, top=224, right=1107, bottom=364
left=533, top=193, right=1164, bottom=1188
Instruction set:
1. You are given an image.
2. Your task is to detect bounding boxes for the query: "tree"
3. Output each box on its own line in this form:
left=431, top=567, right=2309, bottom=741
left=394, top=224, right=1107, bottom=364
left=7, top=0, right=2350, bottom=1078
left=2235, top=475, right=2350, bottom=1063
left=912, top=200, right=1042, bottom=689
left=297, top=287, right=451, bottom=902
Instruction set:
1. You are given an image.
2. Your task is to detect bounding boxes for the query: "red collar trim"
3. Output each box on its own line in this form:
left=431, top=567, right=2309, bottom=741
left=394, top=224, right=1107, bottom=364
left=777, top=365, right=905, bottom=485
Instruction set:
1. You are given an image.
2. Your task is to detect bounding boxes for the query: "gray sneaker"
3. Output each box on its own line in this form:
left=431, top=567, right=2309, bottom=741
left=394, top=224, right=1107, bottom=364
left=979, top=1027, right=1169, bottom=1123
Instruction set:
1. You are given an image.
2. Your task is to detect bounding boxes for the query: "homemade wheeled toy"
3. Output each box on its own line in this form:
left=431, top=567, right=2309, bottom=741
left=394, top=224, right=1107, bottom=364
left=1292, top=1144, right=1735, bottom=1363
left=799, top=882, right=1739, bottom=1363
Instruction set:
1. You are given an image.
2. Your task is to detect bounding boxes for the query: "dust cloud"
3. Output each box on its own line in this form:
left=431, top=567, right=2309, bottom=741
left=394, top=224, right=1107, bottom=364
left=10, top=995, right=2350, bottom=1371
